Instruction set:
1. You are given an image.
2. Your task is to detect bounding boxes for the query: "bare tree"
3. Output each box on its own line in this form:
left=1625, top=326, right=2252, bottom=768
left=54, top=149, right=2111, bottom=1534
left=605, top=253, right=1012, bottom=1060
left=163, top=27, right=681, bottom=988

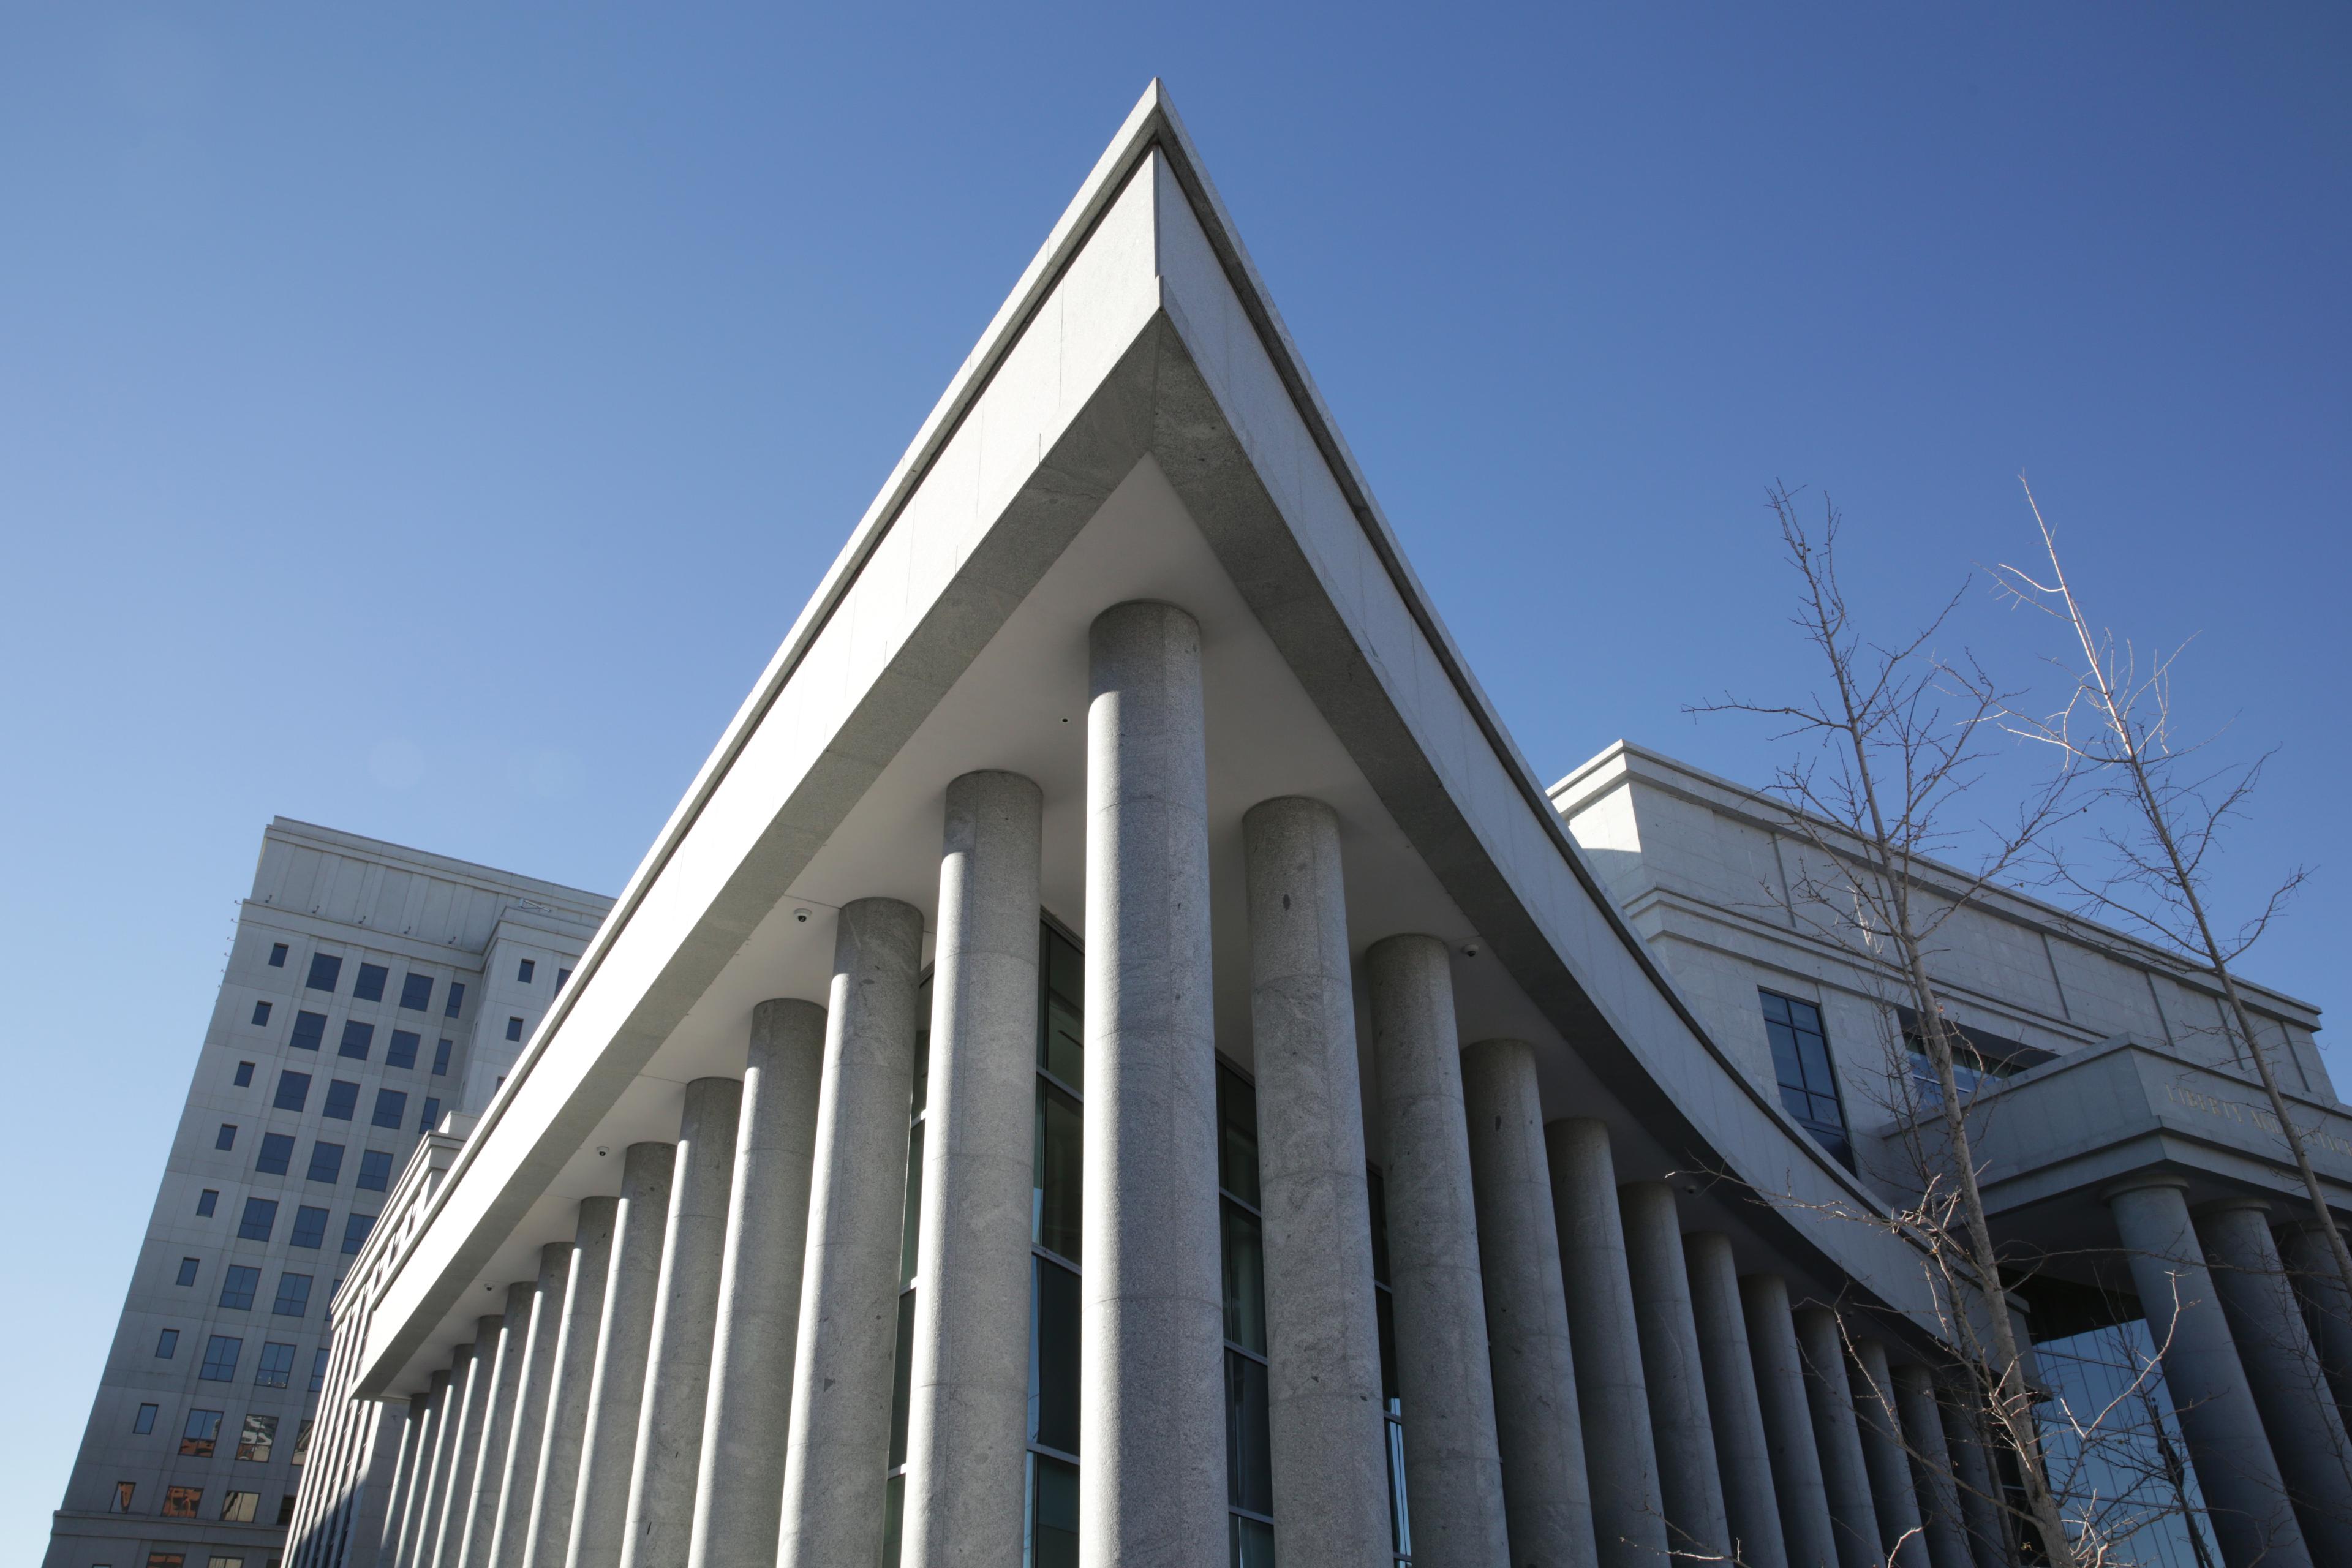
left=1695, top=483, right=2085, bottom=1564
left=1989, top=480, right=2352, bottom=1316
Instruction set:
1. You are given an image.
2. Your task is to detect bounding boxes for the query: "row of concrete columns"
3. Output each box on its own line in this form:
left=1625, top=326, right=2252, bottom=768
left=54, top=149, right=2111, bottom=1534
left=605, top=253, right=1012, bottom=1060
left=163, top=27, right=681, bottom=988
left=348, top=600, right=2016, bottom=1568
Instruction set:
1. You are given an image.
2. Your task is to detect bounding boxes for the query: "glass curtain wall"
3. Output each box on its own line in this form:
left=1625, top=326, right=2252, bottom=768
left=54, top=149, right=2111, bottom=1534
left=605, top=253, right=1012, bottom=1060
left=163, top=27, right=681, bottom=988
left=1218, top=1067, right=1275, bottom=1566
left=1027, top=924, right=1084, bottom=1568
left=882, top=976, right=933, bottom=1564
left=1368, top=1169, right=1410, bottom=1562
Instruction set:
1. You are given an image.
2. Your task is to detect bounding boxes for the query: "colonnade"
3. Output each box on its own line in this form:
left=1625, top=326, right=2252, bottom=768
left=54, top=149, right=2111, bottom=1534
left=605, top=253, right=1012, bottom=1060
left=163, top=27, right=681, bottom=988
left=294, top=600, right=2067, bottom=1568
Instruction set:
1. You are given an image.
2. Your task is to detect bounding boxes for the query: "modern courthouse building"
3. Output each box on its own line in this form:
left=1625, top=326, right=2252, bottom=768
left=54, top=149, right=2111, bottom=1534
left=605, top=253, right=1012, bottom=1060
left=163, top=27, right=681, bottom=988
left=52, top=85, right=2352, bottom=1568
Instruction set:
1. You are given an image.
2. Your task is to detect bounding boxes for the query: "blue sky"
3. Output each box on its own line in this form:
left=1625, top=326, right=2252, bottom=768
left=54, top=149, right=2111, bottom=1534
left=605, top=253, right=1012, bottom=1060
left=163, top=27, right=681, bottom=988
left=3, top=4, right=2346, bottom=1550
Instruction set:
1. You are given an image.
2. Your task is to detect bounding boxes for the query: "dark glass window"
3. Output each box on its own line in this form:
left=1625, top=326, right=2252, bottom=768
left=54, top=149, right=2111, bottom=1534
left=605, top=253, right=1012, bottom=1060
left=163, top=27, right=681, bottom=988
left=556, top=967, right=572, bottom=992
left=445, top=981, right=466, bottom=1019
left=238, top=1412, right=277, bottom=1461
left=255, top=1341, right=296, bottom=1389
left=1217, top=1066, right=1273, bottom=1545
left=268, top=942, right=288, bottom=968
left=353, top=963, right=388, bottom=1003
left=251, top=1001, right=271, bottom=1027
left=372, top=1088, right=408, bottom=1129
left=195, top=1189, right=218, bottom=1218
left=305, top=954, right=342, bottom=993
left=432, top=1038, right=453, bottom=1076
left=233, top=1061, right=255, bottom=1088
left=323, top=1080, right=359, bottom=1121
left=505, top=1016, right=524, bottom=1042
left=306, top=1142, right=344, bottom=1184
left=256, top=1133, right=295, bottom=1175
left=399, top=973, right=433, bottom=1011
left=386, top=1030, right=420, bottom=1071
left=198, top=1335, right=242, bottom=1381
left=357, top=1150, right=394, bottom=1191
left=289, top=1011, right=327, bottom=1052
left=274, top=1071, right=311, bottom=1112
left=290, top=1205, right=329, bottom=1250
left=134, top=1402, right=159, bottom=1435
left=310, top=1346, right=331, bottom=1393
left=238, top=1197, right=277, bottom=1242
left=218, top=1265, right=258, bottom=1311
left=338, top=1020, right=374, bottom=1060
left=1760, top=990, right=1852, bottom=1168
left=215, top=1123, right=238, bottom=1152
left=175, top=1256, right=199, bottom=1287
left=281, top=1492, right=299, bottom=1524
left=180, top=1407, right=224, bottom=1457
left=164, top=1484, right=203, bottom=1518
left=342, top=1212, right=377, bottom=1254
left=518, top=959, right=535, bottom=984
left=156, top=1328, right=179, bottom=1358
left=273, top=1273, right=312, bottom=1317
left=221, top=1489, right=261, bottom=1523
left=420, top=1096, right=442, bottom=1133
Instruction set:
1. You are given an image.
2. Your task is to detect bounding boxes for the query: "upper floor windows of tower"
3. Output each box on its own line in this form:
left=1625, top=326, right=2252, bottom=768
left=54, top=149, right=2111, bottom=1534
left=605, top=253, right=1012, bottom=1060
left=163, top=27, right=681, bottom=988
left=195, top=1189, right=218, bottom=1218
left=175, top=1257, right=199, bottom=1287
left=445, top=981, right=467, bottom=1019
left=372, top=1089, right=409, bottom=1130
left=154, top=1328, right=179, bottom=1359
left=132, top=1403, right=158, bottom=1435
left=386, top=1031, right=420, bottom=1071
left=214, top=1123, right=238, bottom=1152
left=272, top=1273, right=311, bottom=1318
left=233, top=1061, right=255, bottom=1088
left=420, top=1096, right=442, bottom=1134
left=342, top=1212, right=377, bottom=1254
left=517, top=959, right=535, bottom=984
left=251, top=1001, right=272, bottom=1027
left=305, top=954, right=342, bottom=993
left=432, top=1039, right=453, bottom=1076
left=217, top=1265, right=258, bottom=1311
left=238, top=1197, right=277, bottom=1242
left=254, top=1341, right=295, bottom=1389
left=353, top=963, right=389, bottom=1003
left=1760, top=989, right=1852, bottom=1170
left=179, top=1407, right=223, bottom=1457
left=255, top=1133, right=295, bottom=1176
left=505, top=1016, right=526, bottom=1042
left=268, top=943, right=288, bottom=968
left=556, top=967, right=572, bottom=992
left=290, top=1205, right=328, bottom=1250
left=289, top=1011, right=326, bottom=1053
left=338, top=1021, right=374, bottom=1061
left=322, top=1080, right=360, bottom=1121
left=400, top=973, right=434, bottom=1012
left=198, top=1335, right=242, bottom=1382
left=274, top=1071, right=311, bottom=1112
left=306, top=1142, right=344, bottom=1185
left=357, top=1149, right=394, bottom=1191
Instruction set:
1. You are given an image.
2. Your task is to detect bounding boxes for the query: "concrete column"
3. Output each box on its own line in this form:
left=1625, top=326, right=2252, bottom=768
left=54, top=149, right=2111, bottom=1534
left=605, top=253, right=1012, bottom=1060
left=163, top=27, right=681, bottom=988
left=1890, top=1362, right=1972, bottom=1568
left=380, top=1395, right=433, bottom=1568
left=1934, top=1386, right=2007, bottom=1568
left=1243, top=797, right=1392, bottom=1568
left=417, top=1352, right=472, bottom=1568
left=1546, top=1120, right=1668, bottom=1568
left=396, top=1372, right=450, bottom=1568
left=1740, top=1275, right=1838, bottom=1568
left=1368, top=932, right=1511, bottom=1568
left=2278, top=1220, right=2352, bottom=1422
left=1619, top=1182, right=1730, bottom=1563
left=777, top=896, right=924, bottom=1568
left=619, top=1078, right=744, bottom=1568
left=487, top=1245, right=571, bottom=1568
left=459, top=1289, right=535, bottom=1568
left=1681, top=1234, right=1787, bottom=1568
left=1079, top=600, right=1226, bottom=1568
left=2109, top=1178, right=2311, bottom=1568
left=566, top=1142, right=677, bottom=1568
left=1792, top=1308, right=1878, bottom=1568
left=521, top=1197, right=617, bottom=1568
left=1460, top=1039, right=1596, bottom=1568
left=1848, top=1340, right=1928, bottom=1568
left=432, top=1333, right=499, bottom=1568
left=688, top=1000, right=826, bottom=1568
left=904, top=771, right=1044, bottom=1568
left=2198, top=1199, right=2352, bottom=1562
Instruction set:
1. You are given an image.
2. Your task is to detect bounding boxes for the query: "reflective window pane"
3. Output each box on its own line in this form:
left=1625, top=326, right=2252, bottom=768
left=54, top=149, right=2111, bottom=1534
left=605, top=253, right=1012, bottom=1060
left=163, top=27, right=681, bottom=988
left=1028, top=1257, right=1080, bottom=1457
left=1033, top=1084, right=1082, bottom=1264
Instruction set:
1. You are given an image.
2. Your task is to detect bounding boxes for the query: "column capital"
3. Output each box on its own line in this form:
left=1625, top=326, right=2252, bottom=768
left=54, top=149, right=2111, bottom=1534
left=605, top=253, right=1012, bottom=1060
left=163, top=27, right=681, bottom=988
left=2098, top=1172, right=2190, bottom=1205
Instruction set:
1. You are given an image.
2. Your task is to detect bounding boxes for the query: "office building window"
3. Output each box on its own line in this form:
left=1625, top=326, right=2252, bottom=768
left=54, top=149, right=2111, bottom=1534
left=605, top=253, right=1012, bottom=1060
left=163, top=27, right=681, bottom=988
left=1019, top=923, right=1083, bottom=1568
left=134, top=1403, right=159, bottom=1435
left=180, top=1408, right=224, bottom=1457
left=254, top=1342, right=295, bottom=1389
left=309, top=1346, right=331, bottom=1392
left=420, top=1097, right=442, bottom=1133
left=1366, top=1167, right=1409, bottom=1562
left=386, top=1030, right=420, bottom=1071
left=338, top=1021, right=373, bottom=1060
left=306, top=1142, right=344, bottom=1185
left=176, top=1256, right=200, bottom=1287
left=219, top=1491, right=260, bottom=1524
left=371, top=1088, right=408, bottom=1129
left=505, top=1015, right=525, bottom=1042
left=353, top=963, right=388, bottom=1003
left=518, top=958, right=536, bottom=984
left=274, top=1071, right=311, bottom=1112
left=197, top=1189, right=219, bottom=1217
left=556, top=967, right=572, bottom=992
left=445, top=982, right=466, bottom=1019
left=432, top=1038, right=453, bottom=1076
left=256, top=1133, right=295, bottom=1176
left=233, top=1061, right=255, bottom=1088
left=156, top=1328, right=179, bottom=1358
left=218, top=1266, right=258, bottom=1311
left=273, top=1273, right=312, bottom=1317
left=268, top=943, right=288, bottom=968
left=215, top=1123, right=238, bottom=1152
left=238, top=1197, right=277, bottom=1242
left=399, top=973, right=433, bottom=1012
left=114, top=1480, right=138, bottom=1513
left=280, top=1493, right=299, bottom=1523
left=1760, top=990, right=1853, bottom=1169
left=164, top=1485, right=203, bottom=1518
left=290, top=1206, right=328, bottom=1250
left=304, top=954, right=341, bottom=993
left=342, top=1212, right=377, bottom=1254
left=198, top=1335, right=242, bottom=1381
left=250, top=1001, right=271, bottom=1027
left=357, top=1150, right=394, bottom=1192
left=1215, top=1065, right=1274, bottom=1560
left=288, top=1011, right=326, bottom=1053
left=323, top=1080, right=359, bottom=1121
left=238, top=1412, right=278, bottom=1461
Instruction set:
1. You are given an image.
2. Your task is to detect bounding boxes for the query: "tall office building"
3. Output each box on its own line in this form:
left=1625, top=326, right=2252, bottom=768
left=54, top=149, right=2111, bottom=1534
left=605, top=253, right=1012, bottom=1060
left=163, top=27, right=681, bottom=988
left=44, top=820, right=609, bottom=1568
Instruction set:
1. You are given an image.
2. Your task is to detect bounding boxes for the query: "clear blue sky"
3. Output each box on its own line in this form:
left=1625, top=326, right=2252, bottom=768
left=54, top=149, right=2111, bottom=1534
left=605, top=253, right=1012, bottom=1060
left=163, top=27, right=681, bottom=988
left=4, top=4, right=2345, bottom=1550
